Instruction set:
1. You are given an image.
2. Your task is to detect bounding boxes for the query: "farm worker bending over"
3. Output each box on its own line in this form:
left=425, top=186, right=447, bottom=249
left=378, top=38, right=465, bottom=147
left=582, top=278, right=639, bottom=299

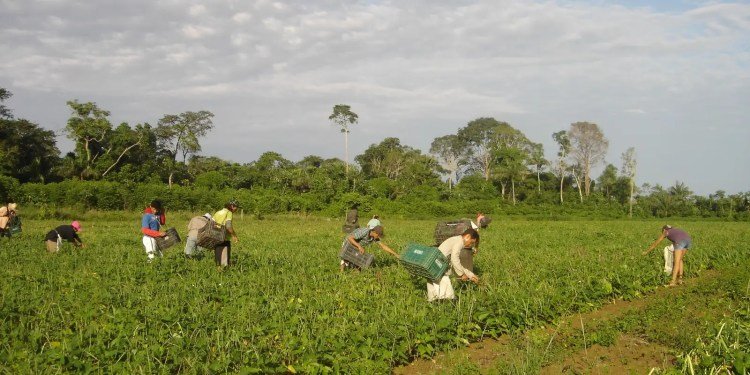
left=643, top=225, right=692, bottom=287
left=428, top=228, right=480, bottom=302
left=141, top=200, right=167, bottom=262
left=44, top=221, right=84, bottom=252
left=184, top=213, right=212, bottom=257
left=213, top=200, right=240, bottom=267
left=340, top=225, right=399, bottom=271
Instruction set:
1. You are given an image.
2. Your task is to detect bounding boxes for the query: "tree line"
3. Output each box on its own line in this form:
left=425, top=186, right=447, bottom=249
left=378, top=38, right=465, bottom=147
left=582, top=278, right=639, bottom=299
left=1, top=88, right=748, bottom=219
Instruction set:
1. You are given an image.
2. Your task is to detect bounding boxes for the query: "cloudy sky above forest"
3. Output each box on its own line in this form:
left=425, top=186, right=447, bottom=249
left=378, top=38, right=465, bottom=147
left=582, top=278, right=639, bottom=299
left=1, top=0, right=748, bottom=195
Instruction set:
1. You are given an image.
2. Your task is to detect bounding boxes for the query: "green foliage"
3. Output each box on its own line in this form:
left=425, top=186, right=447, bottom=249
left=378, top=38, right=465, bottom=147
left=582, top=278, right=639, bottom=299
left=0, top=118, right=60, bottom=183
left=0, top=218, right=747, bottom=373
left=0, top=175, right=20, bottom=203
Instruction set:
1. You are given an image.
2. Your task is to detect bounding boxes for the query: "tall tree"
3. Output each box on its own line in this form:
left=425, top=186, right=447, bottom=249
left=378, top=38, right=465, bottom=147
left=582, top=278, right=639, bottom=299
left=597, top=163, right=618, bottom=198
left=155, top=110, right=214, bottom=163
left=0, top=118, right=59, bottom=183
left=568, top=121, right=609, bottom=197
left=155, top=110, right=214, bottom=186
left=0, top=87, right=13, bottom=119
left=528, top=142, right=546, bottom=193
left=329, top=104, right=358, bottom=175
left=457, top=118, right=505, bottom=181
left=65, top=100, right=112, bottom=178
left=429, top=134, right=464, bottom=189
left=621, top=147, right=637, bottom=217
left=491, top=123, right=534, bottom=202
left=552, top=130, right=571, bottom=204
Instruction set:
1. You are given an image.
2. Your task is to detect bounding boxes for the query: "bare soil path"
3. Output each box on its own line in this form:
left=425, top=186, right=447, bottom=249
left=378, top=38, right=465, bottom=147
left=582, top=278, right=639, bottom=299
left=395, top=270, right=726, bottom=374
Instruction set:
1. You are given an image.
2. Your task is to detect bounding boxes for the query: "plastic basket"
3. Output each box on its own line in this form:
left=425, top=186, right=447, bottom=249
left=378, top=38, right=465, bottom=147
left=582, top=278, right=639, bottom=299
left=399, top=243, right=449, bottom=282
left=8, top=216, right=22, bottom=236
left=155, top=227, right=181, bottom=250
left=197, top=222, right=226, bottom=248
left=433, top=219, right=471, bottom=246
left=339, top=241, right=374, bottom=269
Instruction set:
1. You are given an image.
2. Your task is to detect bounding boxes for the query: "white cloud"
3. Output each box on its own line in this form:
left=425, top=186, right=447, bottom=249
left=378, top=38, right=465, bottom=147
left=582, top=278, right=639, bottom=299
left=232, top=12, right=251, bottom=23
left=181, top=24, right=215, bottom=39
left=188, top=4, right=206, bottom=16
left=0, top=0, right=749, bottom=194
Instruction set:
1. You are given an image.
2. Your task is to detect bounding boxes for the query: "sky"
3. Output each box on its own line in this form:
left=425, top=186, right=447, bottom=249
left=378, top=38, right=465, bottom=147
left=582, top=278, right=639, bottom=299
left=1, top=0, right=748, bottom=195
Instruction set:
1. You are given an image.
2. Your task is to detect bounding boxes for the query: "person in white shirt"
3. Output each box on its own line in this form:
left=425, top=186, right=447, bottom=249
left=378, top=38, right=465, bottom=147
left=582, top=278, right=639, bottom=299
left=427, top=228, right=480, bottom=301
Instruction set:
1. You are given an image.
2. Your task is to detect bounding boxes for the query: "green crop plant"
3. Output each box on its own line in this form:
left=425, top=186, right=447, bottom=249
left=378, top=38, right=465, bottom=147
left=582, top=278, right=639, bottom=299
left=0, top=216, right=748, bottom=373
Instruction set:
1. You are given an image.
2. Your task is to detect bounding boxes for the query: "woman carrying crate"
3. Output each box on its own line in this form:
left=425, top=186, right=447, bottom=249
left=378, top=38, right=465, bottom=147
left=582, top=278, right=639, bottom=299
left=184, top=213, right=212, bottom=257
left=428, top=228, right=480, bottom=302
left=141, top=200, right=167, bottom=262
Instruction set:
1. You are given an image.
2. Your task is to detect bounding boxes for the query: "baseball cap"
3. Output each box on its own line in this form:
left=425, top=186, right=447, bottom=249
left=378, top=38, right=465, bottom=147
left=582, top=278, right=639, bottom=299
left=71, top=221, right=82, bottom=232
left=662, top=224, right=672, bottom=230
left=203, top=213, right=213, bottom=220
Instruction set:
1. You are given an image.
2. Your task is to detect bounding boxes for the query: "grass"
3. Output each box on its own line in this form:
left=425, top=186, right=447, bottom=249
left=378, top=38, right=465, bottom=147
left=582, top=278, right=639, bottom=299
left=0, top=215, right=748, bottom=373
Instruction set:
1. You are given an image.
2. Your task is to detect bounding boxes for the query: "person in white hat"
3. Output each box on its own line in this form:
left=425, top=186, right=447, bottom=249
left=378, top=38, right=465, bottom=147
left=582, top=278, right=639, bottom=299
left=0, top=202, right=18, bottom=237
left=184, top=213, right=212, bottom=257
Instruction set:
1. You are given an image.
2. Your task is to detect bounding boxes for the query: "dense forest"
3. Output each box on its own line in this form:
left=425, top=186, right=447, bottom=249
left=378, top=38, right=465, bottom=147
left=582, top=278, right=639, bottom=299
left=1, top=88, right=748, bottom=219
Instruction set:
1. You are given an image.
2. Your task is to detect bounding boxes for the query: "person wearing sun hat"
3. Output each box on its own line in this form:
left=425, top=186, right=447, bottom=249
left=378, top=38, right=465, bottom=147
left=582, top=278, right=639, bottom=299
left=44, top=221, right=84, bottom=252
left=643, top=224, right=693, bottom=287
left=0, top=202, right=18, bottom=237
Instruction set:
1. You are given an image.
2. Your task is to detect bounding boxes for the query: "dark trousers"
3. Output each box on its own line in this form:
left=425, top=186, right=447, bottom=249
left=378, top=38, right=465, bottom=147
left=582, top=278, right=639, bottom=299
left=214, top=241, right=231, bottom=266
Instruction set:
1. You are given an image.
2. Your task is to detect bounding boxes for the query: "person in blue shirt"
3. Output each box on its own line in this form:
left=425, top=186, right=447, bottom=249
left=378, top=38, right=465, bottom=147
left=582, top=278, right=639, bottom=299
left=141, top=200, right=167, bottom=262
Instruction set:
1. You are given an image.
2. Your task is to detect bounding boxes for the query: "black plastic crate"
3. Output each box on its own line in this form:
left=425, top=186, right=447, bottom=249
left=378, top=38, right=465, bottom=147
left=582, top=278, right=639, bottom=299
left=197, top=222, right=226, bottom=248
left=339, top=241, right=374, bottom=269
left=155, top=227, right=181, bottom=250
left=433, top=219, right=471, bottom=245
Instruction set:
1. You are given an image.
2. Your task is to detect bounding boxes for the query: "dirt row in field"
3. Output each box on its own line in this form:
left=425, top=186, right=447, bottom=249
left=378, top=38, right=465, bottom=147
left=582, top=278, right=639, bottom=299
left=394, top=270, right=722, bottom=374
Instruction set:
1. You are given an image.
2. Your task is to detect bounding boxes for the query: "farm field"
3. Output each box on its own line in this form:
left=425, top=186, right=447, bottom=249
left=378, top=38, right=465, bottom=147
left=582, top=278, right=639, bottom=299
left=1, top=214, right=748, bottom=373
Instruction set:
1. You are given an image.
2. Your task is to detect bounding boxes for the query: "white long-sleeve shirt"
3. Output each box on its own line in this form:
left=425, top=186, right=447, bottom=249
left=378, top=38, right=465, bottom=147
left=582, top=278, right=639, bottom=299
left=438, top=235, right=475, bottom=278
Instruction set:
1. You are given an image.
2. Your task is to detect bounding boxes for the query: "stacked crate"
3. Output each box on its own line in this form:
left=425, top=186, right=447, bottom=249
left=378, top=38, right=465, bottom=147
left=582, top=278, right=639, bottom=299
left=399, top=243, right=449, bottom=282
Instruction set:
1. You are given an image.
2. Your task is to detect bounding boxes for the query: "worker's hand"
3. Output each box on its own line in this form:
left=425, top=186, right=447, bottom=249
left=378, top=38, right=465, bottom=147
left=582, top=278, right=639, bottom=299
left=160, top=232, right=167, bottom=237
left=358, top=246, right=365, bottom=255
left=232, top=235, right=239, bottom=243
left=470, top=276, right=479, bottom=284
left=642, top=250, right=649, bottom=256
left=460, top=274, right=469, bottom=281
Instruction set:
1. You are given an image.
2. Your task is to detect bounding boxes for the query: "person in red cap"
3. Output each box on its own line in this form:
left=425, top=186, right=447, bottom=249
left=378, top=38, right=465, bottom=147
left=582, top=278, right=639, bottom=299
left=44, top=221, right=84, bottom=252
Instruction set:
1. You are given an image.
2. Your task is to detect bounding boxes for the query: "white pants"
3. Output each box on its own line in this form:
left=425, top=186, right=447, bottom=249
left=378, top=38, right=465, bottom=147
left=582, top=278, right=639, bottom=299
left=427, top=276, right=455, bottom=302
left=663, top=244, right=675, bottom=273
left=142, top=236, right=161, bottom=259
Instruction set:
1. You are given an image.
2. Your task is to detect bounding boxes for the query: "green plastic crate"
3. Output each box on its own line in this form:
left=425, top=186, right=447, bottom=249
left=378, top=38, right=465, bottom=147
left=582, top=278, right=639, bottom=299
left=399, top=243, right=449, bottom=282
